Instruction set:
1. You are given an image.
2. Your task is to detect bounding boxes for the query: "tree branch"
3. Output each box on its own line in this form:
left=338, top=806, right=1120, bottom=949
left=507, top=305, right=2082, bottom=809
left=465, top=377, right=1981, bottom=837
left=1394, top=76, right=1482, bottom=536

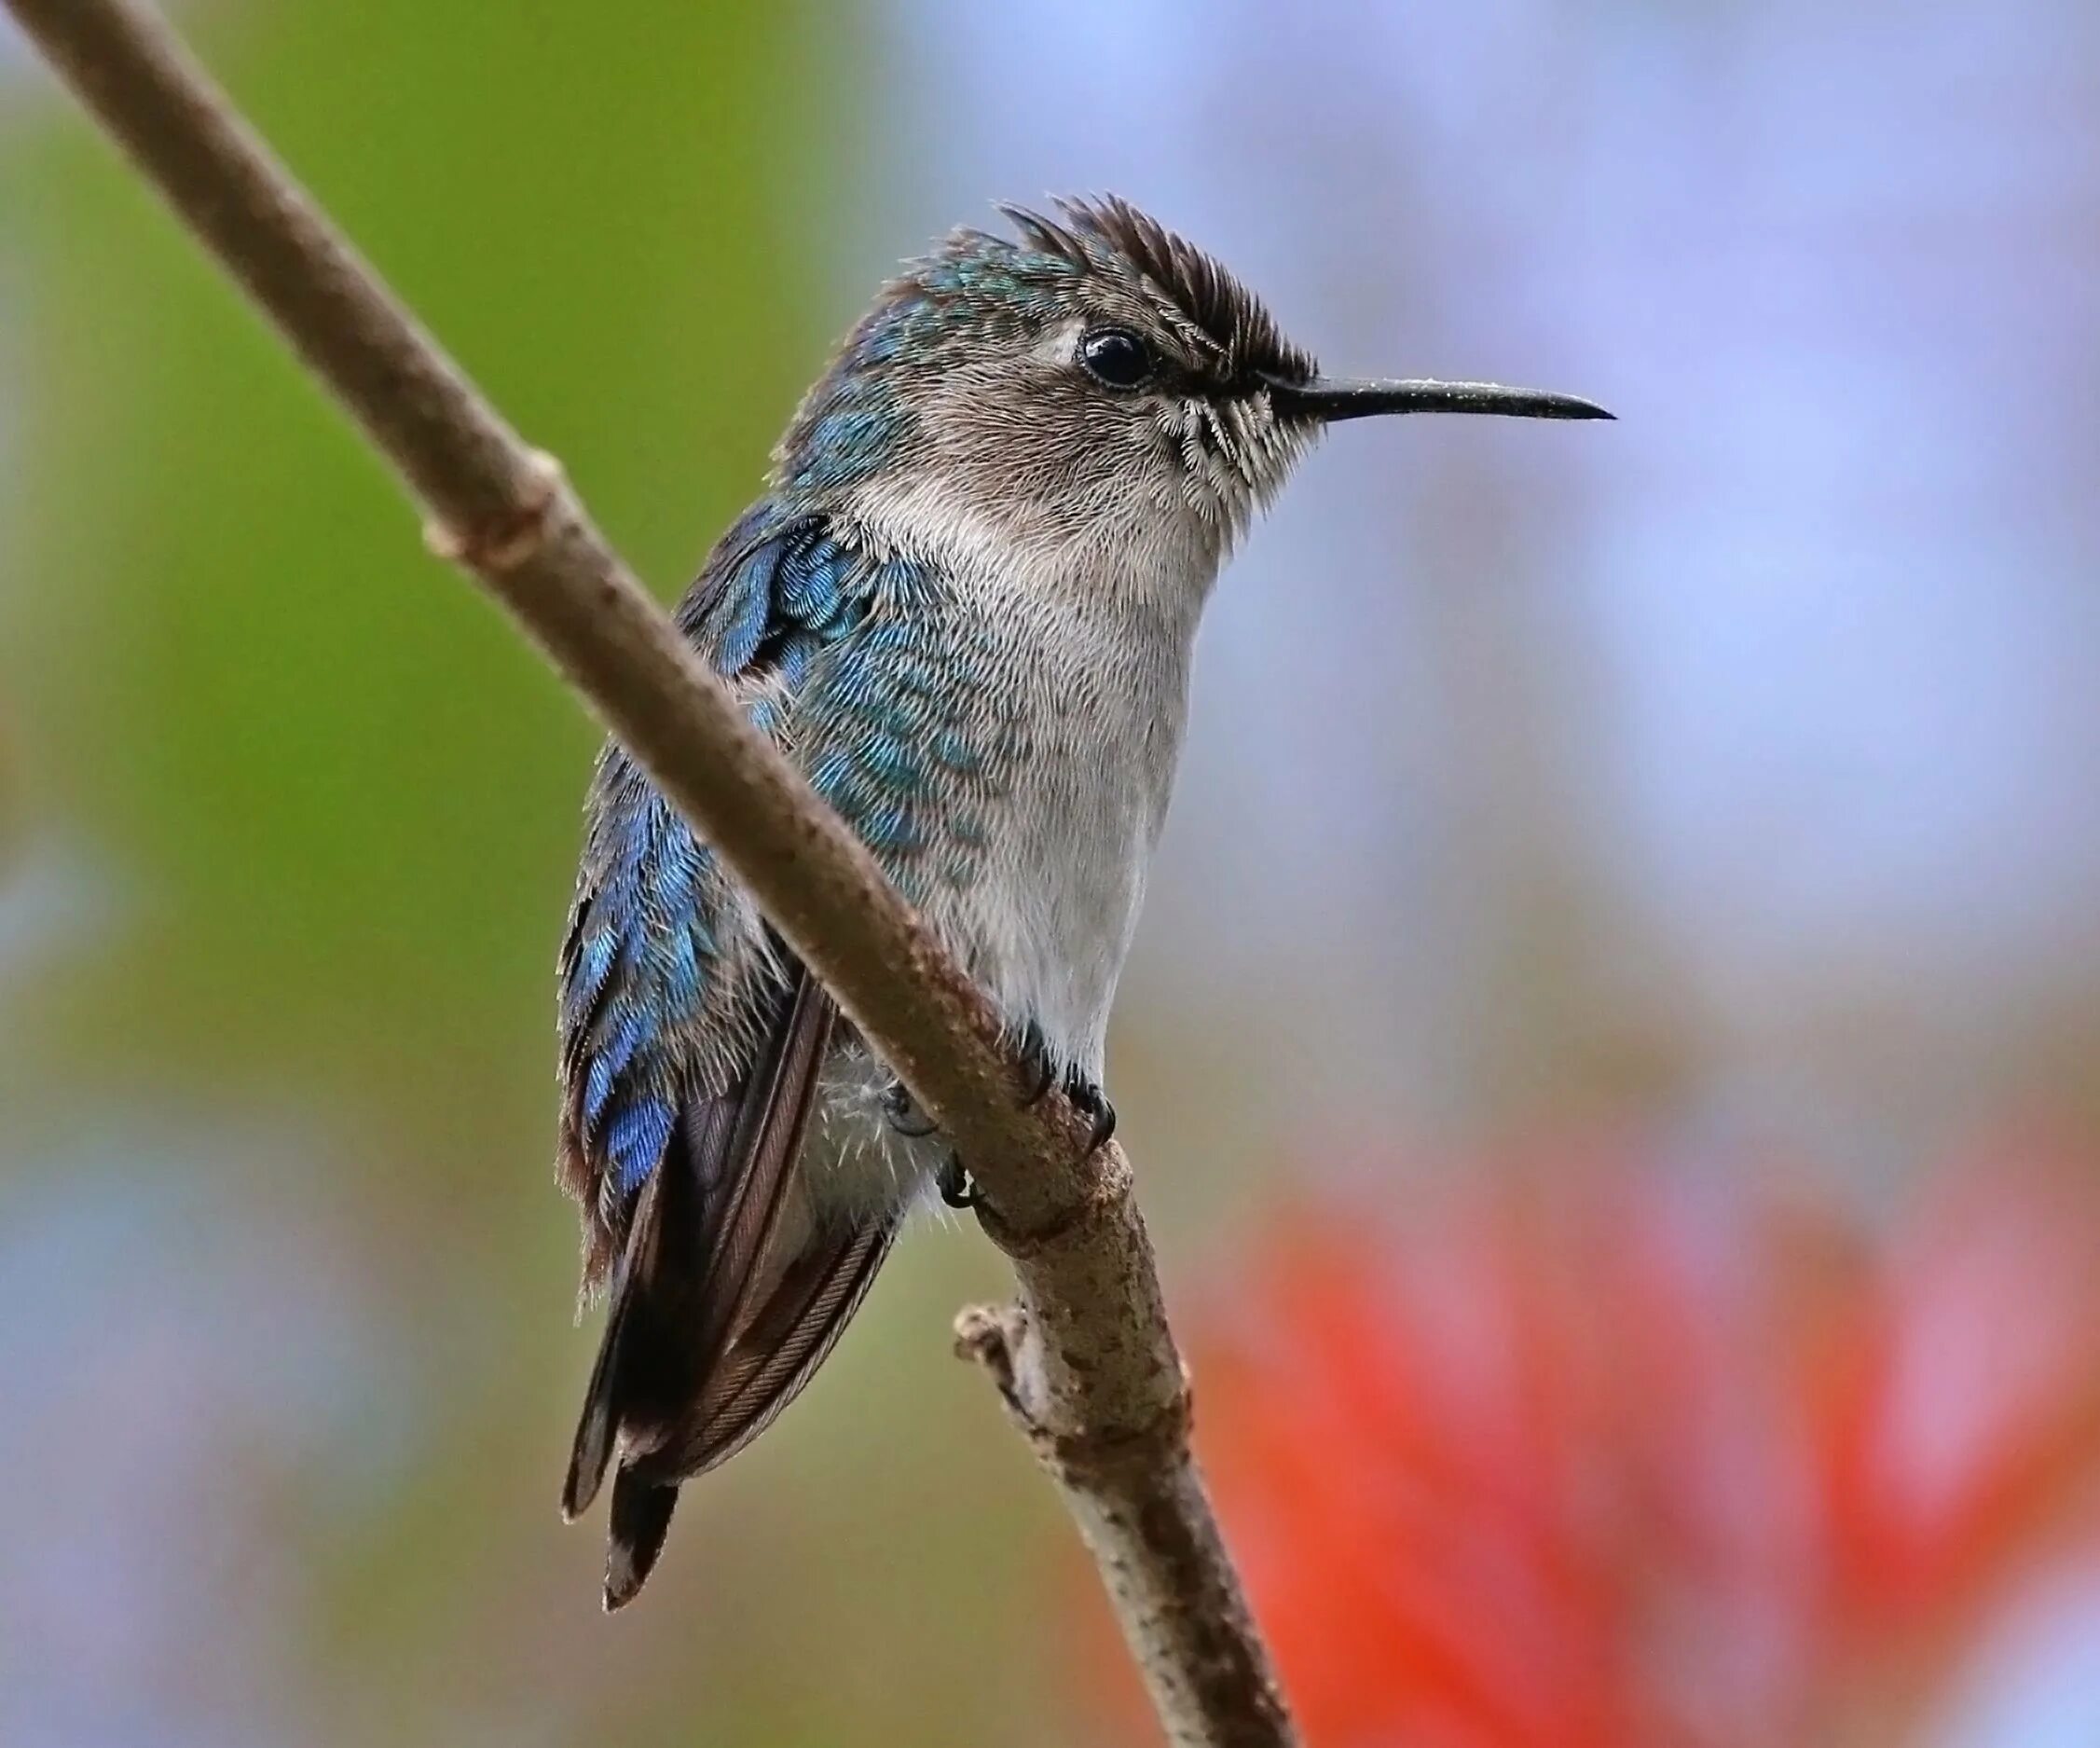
left=0, top=1, right=1298, bottom=1741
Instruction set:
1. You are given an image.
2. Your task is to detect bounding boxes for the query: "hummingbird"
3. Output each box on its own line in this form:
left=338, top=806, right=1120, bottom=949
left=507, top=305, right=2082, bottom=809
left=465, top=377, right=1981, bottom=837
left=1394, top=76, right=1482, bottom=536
left=555, top=195, right=1609, bottom=1607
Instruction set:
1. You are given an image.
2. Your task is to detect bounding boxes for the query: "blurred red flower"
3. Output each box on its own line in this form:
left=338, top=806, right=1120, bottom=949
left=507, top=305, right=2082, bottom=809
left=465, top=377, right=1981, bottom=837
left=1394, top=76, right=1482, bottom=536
left=1077, top=1131, right=2100, bottom=1746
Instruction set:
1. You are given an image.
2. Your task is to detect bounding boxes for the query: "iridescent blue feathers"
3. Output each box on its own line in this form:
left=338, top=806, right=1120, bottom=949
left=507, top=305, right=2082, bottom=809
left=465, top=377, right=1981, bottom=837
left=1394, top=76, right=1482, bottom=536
left=556, top=512, right=981, bottom=1284
left=560, top=515, right=873, bottom=1273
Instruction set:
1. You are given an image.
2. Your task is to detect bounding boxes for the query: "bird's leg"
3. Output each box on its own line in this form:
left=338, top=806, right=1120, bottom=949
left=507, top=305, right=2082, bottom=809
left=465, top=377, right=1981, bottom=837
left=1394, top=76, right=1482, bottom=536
left=886, top=1080, right=980, bottom=1207
left=889, top=1080, right=981, bottom=1208
left=881, top=1078, right=940, bottom=1140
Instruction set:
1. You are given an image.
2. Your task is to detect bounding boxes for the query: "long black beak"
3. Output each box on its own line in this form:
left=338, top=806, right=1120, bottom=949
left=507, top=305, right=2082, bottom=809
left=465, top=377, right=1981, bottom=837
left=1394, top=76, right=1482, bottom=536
left=1262, top=373, right=1613, bottom=423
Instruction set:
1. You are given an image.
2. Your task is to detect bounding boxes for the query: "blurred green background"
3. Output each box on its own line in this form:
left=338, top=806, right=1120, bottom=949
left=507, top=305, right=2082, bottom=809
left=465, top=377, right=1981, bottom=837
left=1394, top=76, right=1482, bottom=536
left=4, top=2, right=2099, bottom=1745
left=0, top=7, right=1065, bottom=1745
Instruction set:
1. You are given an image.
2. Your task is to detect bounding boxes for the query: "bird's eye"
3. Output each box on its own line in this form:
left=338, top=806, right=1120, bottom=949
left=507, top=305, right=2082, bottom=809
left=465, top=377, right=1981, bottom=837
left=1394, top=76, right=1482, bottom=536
left=1077, top=327, right=1154, bottom=391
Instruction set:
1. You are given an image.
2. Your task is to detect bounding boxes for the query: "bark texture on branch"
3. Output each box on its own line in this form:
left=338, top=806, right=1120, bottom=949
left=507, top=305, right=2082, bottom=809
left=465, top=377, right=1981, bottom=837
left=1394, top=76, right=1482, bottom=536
left=0, top=1, right=1297, bottom=1741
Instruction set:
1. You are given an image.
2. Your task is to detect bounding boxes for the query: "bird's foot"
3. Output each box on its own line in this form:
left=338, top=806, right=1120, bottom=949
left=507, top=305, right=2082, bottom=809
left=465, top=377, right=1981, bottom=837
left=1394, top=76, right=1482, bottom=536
left=1013, top=1025, right=1116, bottom=1152
left=1062, top=1067, right=1117, bottom=1153
left=881, top=1079, right=940, bottom=1140
left=938, top=1151, right=982, bottom=1210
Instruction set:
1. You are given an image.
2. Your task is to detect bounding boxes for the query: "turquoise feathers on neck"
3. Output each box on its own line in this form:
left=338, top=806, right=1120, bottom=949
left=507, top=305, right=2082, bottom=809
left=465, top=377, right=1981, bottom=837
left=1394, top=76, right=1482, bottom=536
left=777, top=232, right=1085, bottom=495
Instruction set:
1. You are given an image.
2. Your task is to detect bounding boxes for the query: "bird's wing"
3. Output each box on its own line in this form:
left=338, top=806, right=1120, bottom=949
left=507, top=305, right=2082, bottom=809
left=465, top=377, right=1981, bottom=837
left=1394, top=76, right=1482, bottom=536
left=553, top=508, right=930, bottom=1606
left=555, top=505, right=876, bottom=1282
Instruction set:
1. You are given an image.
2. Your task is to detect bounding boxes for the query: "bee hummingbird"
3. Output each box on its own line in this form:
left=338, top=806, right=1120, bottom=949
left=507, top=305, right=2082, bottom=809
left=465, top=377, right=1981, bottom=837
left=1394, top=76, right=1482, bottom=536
left=555, top=195, right=1609, bottom=1607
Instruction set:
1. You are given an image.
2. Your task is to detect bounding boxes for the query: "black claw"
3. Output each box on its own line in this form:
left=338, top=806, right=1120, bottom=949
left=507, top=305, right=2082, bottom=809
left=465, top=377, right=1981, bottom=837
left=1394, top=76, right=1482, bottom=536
left=1062, top=1067, right=1118, bottom=1153
left=1016, top=1023, right=1058, bottom=1107
left=938, top=1152, right=982, bottom=1210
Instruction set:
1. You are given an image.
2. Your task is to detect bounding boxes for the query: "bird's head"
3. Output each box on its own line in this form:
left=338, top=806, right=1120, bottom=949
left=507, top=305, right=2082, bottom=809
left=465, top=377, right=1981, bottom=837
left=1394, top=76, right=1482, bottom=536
left=775, top=196, right=1609, bottom=572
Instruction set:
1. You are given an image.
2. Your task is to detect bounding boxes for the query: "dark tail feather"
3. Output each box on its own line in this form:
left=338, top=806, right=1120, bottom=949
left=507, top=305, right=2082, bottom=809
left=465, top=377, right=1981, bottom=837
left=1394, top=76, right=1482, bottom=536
left=673, top=1213, right=899, bottom=1476
left=563, top=1094, right=740, bottom=1521
left=561, top=1290, right=627, bottom=1521
left=603, top=1467, right=679, bottom=1611
left=562, top=1170, right=663, bottom=1521
left=559, top=968, right=838, bottom=1606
